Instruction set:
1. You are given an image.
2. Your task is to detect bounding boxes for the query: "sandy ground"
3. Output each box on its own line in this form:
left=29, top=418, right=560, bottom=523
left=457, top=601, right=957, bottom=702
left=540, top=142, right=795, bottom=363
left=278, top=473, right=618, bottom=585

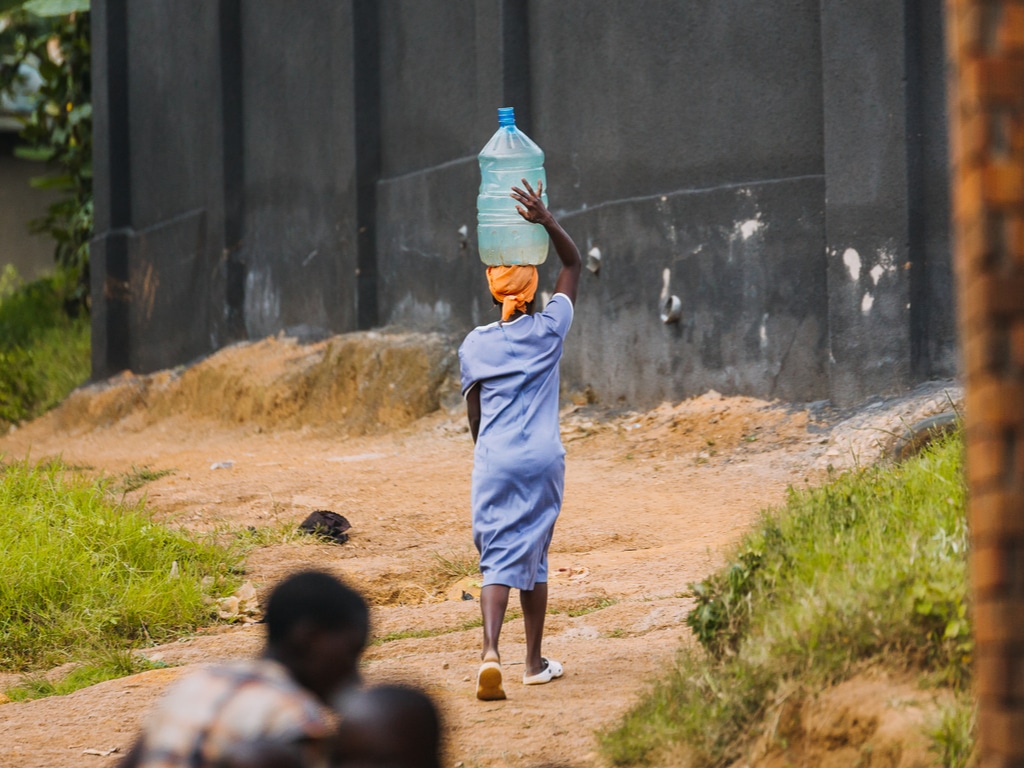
left=0, top=353, right=962, bottom=767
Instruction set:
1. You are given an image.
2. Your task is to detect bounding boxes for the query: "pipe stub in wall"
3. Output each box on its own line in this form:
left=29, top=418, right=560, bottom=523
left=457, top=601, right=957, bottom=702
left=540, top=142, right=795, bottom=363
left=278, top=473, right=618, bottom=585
left=586, top=247, right=601, bottom=274
left=660, top=295, right=682, bottom=324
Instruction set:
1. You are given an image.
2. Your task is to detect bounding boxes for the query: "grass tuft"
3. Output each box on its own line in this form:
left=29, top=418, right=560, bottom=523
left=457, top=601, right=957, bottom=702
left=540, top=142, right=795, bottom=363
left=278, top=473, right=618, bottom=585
left=548, top=597, right=619, bottom=617
left=0, top=458, right=242, bottom=671
left=115, top=464, right=177, bottom=494
left=927, top=695, right=976, bottom=768
left=0, top=267, right=90, bottom=426
left=4, top=648, right=172, bottom=702
left=232, top=521, right=310, bottom=547
left=430, top=550, right=481, bottom=581
left=602, top=430, right=969, bottom=766
left=370, top=610, right=521, bottom=647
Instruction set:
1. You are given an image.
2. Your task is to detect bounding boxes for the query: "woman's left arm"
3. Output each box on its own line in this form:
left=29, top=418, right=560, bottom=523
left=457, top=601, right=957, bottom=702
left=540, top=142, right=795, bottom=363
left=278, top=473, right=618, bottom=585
left=466, top=383, right=481, bottom=444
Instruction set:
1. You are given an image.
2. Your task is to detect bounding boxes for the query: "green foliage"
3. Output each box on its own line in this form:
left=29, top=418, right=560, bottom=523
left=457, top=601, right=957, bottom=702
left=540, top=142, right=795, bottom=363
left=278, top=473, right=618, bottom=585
left=114, top=464, right=177, bottom=495
left=560, top=597, right=618, bottom=618
left=1, top=2, right=92, bottom=301
left=21, top=1, right=90, bottom=16
left=0, top=458, right=241, bottom=670
left=232, top=521, right=309, bottom=547
left=0, top=267, right=90, bottom=424
left=5, top=648, right=169, bottom=701
left=603, top=653, right=775, bottom=767
left=927, top=696, right=976, bottom=768
left=370, top=611, right=521, bottom=647
left=687, top=546, right=764, bottom=657
left=602, top=431, right=969, bottom=766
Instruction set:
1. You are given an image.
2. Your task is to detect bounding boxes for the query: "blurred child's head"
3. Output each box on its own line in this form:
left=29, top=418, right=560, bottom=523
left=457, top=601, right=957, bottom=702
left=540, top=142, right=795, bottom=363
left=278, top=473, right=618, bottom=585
left=333, top=684, right=442, bottom=768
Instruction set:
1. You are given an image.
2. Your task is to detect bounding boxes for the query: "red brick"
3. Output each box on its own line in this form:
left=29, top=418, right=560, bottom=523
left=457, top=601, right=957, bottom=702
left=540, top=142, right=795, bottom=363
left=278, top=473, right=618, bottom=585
left=967, top=434, right=1011, bottom=488
left=962, top=270, right=1024, bottom=326
left=955, top=108, right=991, bottom=166
left=957, top=165, right=988, bottom=224
left=977, top=706, right=1024, bottom=756
left=986, top=163, right=1024, bottom=207
left=979, top=58, right=1024, bottom=106
left=975, top=645, right=1024, bottom=699
left=1001, top=6, right=1024, bottom=53
left=975, top=597, right=1024, bottom=643
left=966, top=379, right=1024, bottom=427
left=1012, top=320, right=1024, bottom=369
left=972, top=541, right=1024, bottom=595
left=973, top=490, right=1024, bottom=538
left=1005, top=215, right=1024, bottom=262
left=963, top=322, right=1015, bottom=377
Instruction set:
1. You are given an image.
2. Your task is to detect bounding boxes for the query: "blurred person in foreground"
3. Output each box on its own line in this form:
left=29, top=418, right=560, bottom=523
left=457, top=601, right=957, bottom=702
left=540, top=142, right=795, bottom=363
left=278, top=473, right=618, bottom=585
left=332, top=684, right=443, bottom=768
left=118, top=570, right=369, bottom=768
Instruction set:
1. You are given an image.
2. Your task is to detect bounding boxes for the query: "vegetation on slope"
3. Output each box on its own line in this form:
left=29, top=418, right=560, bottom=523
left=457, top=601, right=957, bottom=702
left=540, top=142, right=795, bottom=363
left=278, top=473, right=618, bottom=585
left=0, top=458, right=241, bottom=673
left=602, top=430, right=972, bottom=766
left=0, top=265, right=90, bottom=425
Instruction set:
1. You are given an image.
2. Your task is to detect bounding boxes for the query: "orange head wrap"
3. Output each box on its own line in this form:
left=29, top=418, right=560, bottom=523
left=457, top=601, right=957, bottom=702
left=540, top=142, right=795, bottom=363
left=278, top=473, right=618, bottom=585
left=486, top=265, right=539, bottom=322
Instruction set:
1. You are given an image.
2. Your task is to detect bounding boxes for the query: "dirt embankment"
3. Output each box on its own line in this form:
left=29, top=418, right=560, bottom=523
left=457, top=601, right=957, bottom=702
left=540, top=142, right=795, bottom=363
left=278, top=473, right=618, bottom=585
left=45, top=331, right=458, bottom=436
left=0, top=333, right=962, bottom=768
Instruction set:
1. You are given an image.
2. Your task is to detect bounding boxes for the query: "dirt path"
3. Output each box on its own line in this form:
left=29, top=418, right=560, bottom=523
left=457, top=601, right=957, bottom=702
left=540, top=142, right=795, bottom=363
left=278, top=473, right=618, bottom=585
left=0, top=376, right=952, bottom=768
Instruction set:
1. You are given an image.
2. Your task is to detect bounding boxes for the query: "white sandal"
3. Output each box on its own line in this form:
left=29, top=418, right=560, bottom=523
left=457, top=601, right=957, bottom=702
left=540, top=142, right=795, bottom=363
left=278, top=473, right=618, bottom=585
left=476, top=660, right=506, bottom=700
left=522, top=657, right=564, bottom=685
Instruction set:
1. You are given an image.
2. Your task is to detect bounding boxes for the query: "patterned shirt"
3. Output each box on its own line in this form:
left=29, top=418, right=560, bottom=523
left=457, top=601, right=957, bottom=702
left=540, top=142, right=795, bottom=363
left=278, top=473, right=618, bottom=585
left=135, top=659, right=333, bottom=768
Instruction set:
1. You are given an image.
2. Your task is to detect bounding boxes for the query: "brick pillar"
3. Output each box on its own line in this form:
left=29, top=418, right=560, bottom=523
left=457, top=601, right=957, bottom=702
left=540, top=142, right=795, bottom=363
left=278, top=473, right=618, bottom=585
left=947, top=2, right=1024, bottom=764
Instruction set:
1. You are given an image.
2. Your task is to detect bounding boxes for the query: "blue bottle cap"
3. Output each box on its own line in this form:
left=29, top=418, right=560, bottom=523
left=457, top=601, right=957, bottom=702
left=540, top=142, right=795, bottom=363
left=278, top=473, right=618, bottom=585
left=497, top=107, right=515, bottom=127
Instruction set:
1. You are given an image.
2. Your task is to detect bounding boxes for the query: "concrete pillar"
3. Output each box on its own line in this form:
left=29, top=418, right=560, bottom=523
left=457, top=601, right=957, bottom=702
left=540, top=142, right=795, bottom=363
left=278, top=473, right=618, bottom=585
left=821, top=0, right=913, bottom=405
left=89, top=0, right=132, bottom=378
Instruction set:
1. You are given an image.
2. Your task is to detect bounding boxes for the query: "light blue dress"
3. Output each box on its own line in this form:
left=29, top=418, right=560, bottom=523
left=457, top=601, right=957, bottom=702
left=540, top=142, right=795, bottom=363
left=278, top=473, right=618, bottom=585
left=459, top=293, right=574, bottom=590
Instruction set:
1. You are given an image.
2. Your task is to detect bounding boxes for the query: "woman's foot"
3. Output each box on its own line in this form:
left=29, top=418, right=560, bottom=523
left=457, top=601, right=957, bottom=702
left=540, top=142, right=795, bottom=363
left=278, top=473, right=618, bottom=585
left=476, top=660, right=506, bottom=700
left=522, top=657, right=563, bottom=685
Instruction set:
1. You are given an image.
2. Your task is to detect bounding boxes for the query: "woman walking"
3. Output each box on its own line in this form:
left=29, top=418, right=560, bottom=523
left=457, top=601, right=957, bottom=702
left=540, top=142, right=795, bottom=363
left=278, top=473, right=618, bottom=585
left=459, top=178, right=582, bottom=701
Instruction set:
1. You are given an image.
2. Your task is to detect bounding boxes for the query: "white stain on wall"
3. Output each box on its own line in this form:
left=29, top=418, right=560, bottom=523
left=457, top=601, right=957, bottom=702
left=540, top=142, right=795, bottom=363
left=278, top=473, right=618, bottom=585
left=245, top=270, right=281, bottom=329
left=843, top=248, right=861, bottom=282
left=877, top=244, right=897, bottom=271
left=739, top=217, right=763, bottom=240
left=759, top=313, right=769, bottom=350
left=861, top=292, right=874, bottom=314
left=869, top=264, right=885, bottom=285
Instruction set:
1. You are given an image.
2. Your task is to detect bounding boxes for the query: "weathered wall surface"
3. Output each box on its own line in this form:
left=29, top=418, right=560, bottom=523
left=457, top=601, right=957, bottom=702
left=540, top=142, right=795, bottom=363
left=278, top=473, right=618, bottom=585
left=91, top=0, right=956, bottom=407
left=0, top=132, right=59, bottom=281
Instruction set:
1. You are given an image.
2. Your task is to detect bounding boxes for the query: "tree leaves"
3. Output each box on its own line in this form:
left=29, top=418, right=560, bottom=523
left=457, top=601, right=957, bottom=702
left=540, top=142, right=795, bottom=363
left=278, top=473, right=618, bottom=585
left=0, top=6, right=91, bottom=304
left=20, top=0, right=90, bottom=17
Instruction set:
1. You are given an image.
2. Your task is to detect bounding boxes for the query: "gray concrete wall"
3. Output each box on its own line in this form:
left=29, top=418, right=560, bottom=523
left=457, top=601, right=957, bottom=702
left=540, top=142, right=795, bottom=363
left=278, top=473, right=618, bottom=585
left=0, top=132, right=58, bottom=282
left=91, top=0, right=956, bottom=407
left=239, top=0, right=358, bottom=339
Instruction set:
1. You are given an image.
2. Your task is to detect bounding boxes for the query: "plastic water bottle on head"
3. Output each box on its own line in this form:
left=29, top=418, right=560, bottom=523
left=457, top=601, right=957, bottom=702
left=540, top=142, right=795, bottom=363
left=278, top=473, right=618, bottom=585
left=477, top=107, right=549, bottom=266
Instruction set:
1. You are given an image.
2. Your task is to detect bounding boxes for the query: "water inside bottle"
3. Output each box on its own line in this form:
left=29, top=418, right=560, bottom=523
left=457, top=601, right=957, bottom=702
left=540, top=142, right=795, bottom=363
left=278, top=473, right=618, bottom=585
left=477, top=107, right=549, bottom=266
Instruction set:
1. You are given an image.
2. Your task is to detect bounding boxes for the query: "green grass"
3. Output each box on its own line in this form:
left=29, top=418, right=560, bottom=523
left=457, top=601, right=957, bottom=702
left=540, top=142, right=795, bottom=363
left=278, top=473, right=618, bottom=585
left=430, top=550, right=481, bottom=581
left=4, top=649, right=172, bottom=701
left=601, top=430, right=970, bottom=767
left=0, top=266, right=91, bottom=425
left=548, top=597, right=619, bottom=617
left=927, top=695, right=976, bottom=768
left=232, top=521, right=310, bottom=547
left=0, top=458, right=242, bottom=671
left=370, top=610, right=522, bottom=647
left=114, top=464, right=177, bottom=494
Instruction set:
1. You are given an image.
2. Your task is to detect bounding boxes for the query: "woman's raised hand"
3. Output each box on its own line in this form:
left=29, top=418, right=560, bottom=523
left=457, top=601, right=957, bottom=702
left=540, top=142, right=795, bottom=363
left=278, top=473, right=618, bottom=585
left=510, top=179, right=552, bottom=226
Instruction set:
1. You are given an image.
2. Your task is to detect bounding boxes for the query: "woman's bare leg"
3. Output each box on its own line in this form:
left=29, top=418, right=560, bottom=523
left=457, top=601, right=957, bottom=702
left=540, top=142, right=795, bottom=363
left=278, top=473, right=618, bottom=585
left=520, top=582, right=548, bottom=677
left=480, top=584, right=510, bottom=662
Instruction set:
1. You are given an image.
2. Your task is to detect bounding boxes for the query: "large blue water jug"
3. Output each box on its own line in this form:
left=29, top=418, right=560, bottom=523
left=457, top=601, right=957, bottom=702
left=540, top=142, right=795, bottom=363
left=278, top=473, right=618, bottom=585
left=477, top=107, right=549, bottom=266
